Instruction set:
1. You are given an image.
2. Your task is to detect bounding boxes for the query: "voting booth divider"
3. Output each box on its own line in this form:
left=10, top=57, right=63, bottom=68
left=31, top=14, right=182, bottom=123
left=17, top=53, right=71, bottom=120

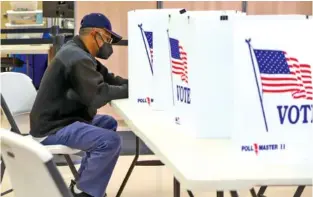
left=165, top=11, right=245, bottom=138
left=128, top=10, right=313, bottom=166
left=228, top=17, right=313, bottom=165
left=128, top=9, right=182, bottom=108
left=152, top=10, right=245, bottom=112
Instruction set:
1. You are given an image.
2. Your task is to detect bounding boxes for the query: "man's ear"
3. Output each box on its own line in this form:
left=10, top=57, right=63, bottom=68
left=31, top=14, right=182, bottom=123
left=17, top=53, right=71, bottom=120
left=90, top=30, right=96, bottom=36
left=90, top=29, right=98, bottom=37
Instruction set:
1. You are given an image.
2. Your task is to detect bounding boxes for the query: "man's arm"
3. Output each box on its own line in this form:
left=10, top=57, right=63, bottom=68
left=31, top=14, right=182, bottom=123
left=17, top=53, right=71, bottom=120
left=96, top=60, right=128, bottom=85
left=68, top=58, right=128, bottom=108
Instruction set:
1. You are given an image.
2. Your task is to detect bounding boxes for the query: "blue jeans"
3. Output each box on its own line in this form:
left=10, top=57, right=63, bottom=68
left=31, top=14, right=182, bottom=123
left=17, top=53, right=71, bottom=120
left=41, top=115, right=121, bottom=197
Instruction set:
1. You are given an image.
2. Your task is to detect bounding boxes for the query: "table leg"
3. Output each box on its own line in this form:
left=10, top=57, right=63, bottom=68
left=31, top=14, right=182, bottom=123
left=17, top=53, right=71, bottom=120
left=293, top=186, right=305, bottom=197
left=173, top=178, right=195, bottom=197
left=187, top=190, right=194, bottom=197
left=257, top=186, right=267, bottom=197
left=115, top=136, right=140, bottom=197
left=249, top=188, right=258, bottom=197
left=217, top=191, right=224, bottom=197
left=174, top=177, right=180, bottom=197
left=230, top=190, right=239, bottom=197
left=115, top=136, right=164, bottom=197
left=115, top=134, right=199, bottom=197
left=256, top=185, right=306, bottom=197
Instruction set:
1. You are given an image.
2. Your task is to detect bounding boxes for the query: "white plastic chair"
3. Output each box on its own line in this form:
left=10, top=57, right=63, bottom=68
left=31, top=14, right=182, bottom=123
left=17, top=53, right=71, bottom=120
left=0, top=72, right=80, bottom=186
left=0, top=128, right=73, bottom=197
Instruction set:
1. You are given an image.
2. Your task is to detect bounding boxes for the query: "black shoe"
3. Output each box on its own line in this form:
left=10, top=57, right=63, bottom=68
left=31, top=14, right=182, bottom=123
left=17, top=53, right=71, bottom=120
left=69, top=180, right=107, bottom=197
left=69, top=180, right=93, bottom=197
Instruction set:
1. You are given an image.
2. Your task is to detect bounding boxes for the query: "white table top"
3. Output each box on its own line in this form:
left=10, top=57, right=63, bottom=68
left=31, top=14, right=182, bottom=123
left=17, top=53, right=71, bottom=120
left=111, top=99, right=312, bottom=191
left=1, top=44, right=51, bottom=54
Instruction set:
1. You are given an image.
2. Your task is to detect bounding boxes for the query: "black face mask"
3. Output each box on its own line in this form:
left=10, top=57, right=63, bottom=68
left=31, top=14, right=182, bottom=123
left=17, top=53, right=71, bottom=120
left=94, top=33, right=113, bottom=59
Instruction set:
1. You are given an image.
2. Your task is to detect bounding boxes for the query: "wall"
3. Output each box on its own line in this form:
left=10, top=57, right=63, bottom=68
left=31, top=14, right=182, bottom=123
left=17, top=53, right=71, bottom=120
left=163, top=1, right=242, bottom=11
left=1, top=1, right=11, bottom=39
left=76, top=1, right=312, bottom=120
left=246, top=1, right=312, bottom=15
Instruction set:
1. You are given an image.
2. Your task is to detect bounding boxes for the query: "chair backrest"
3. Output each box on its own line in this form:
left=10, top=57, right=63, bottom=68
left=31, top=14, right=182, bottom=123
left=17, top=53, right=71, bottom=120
left=0, top=72, right=37, bottom=115
left=0, top=129, right=73, bottom=197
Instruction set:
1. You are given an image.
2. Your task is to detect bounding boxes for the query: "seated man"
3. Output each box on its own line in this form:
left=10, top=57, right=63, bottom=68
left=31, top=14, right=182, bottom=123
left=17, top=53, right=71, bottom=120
left=29, top=13, right=128, bottom=197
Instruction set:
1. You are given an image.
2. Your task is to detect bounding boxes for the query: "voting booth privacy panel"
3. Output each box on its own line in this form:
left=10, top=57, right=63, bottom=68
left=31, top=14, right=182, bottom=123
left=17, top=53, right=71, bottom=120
left=166, top=11, right=245, bottom=139
left=153, top=10, right=245, bottom=112
left=230, top=17, right=313, bottom=165
left=128, top=9, right=182, bottom=108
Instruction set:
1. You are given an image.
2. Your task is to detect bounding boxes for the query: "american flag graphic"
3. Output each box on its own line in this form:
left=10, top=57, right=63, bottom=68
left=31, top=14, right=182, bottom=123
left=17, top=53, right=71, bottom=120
left=254, top=49, right=313, bottom=100
left=144, top=31, right=153, bottom=63
left=170, top=37, right=188, bottom=83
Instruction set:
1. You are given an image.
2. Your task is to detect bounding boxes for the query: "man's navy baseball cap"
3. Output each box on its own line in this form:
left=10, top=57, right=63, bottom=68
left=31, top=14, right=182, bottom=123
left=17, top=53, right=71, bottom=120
left=80, top=13, right=122, bottom=44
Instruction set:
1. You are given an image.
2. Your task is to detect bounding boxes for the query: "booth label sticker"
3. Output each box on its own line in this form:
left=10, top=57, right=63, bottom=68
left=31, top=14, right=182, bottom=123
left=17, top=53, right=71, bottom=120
left=241, top=143, right=286, bottom=155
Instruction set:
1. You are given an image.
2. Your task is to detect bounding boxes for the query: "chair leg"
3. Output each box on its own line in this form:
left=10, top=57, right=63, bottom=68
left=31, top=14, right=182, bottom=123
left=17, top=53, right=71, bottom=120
left=64, top=155, right=79, bottom=180
left=1, top=189, right=13, bottom=196
left=0, top=157, right=15, bottom=196
left=1, top=157, right=6, bottom=183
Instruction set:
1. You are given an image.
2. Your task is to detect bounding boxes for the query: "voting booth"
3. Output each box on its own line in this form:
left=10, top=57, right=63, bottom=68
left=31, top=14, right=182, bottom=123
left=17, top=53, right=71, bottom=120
left=162, top=11, right=245, bottom=138
left=153, top=10, right=245, bottom=111
left=128, top=9, right=182, bottom=108
left=164, top=14, right=313, bottom=140
left=230, top=16, right=313, bottom=165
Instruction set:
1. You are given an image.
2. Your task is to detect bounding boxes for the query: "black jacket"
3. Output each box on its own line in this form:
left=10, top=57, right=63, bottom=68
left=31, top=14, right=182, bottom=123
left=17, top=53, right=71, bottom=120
left=30, top=36, right=128, bottom=137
